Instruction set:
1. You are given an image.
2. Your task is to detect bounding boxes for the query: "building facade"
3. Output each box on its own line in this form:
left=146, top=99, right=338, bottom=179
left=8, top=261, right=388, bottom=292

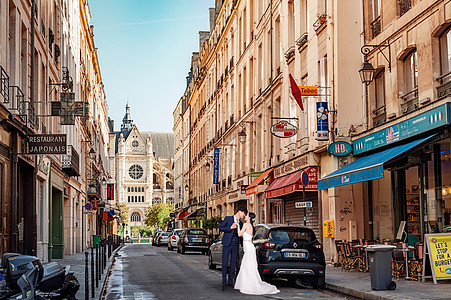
left=110, top=105, right=174, bottom=235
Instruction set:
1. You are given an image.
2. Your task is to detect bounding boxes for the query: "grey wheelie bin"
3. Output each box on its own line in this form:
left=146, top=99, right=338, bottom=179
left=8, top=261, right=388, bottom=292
left=365, top=245, right=396, bottom=290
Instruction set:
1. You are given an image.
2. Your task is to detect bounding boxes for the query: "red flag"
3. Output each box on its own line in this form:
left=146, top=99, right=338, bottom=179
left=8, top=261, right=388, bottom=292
left=289, top=74, right=304, bottom=111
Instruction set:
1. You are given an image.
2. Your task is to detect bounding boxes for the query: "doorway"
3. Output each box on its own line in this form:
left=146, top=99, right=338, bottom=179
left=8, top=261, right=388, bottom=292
left=50, top=188, right=64, bottom=259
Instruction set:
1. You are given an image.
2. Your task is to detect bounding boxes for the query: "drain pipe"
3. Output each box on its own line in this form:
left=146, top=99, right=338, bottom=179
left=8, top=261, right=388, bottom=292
left=360, top=0, right=368, bottom=131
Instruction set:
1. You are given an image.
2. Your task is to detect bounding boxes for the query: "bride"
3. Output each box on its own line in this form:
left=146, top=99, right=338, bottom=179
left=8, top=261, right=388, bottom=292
left=234, top=213, right=279, bottom=295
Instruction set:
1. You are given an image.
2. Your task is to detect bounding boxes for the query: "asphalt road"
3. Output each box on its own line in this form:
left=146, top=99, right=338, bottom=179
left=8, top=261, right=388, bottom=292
left=101, top=243, right=357, bottom=300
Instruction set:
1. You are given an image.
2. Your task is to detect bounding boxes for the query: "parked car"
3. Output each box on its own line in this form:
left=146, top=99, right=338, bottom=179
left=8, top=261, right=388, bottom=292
left=177, top=228, right=210, bottom=254
left=253, top=224, right=326, bottom=288
left=208, top=232, right=244, bottom=271
left=156, top=232, right=170, bottom=246
left=125, top=236, right=132, bottom=243
left=152, top=232, right=162, bottom=246
left=168, top=229, right=183, bottom=251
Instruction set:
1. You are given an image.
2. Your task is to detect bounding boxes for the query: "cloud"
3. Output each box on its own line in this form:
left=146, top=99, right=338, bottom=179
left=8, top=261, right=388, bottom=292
left=97, top=14, right=208, bottom=29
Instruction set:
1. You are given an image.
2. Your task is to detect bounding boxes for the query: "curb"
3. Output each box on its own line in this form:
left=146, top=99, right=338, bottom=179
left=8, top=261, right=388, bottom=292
left=325, top=282, right=389, bottom=300
left=98, top=245, right=124, bottom=300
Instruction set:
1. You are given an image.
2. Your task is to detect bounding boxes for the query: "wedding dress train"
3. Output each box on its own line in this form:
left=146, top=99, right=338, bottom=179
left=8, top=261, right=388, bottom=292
left=234, top=232, right=280, bottom=295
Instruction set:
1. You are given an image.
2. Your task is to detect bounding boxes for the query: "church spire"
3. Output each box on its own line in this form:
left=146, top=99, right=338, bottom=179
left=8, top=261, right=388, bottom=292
left=121, top=103, right=134, bottom=132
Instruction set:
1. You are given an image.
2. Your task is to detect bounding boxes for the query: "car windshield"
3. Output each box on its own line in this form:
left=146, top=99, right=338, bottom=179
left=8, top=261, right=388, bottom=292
left=176, top=231, right=183, bottom=236
left=187, top=229, right=206, bottom=235
left=161, top=233, right=170, bottom=236
left=269, top=228, right=315, bottom=243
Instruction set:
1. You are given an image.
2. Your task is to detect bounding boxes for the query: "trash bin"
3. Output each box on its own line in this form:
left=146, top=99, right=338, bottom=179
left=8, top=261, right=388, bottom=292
left=92, top=234, right=101, bottom=247
left=365, top=245, right=396, bottom=291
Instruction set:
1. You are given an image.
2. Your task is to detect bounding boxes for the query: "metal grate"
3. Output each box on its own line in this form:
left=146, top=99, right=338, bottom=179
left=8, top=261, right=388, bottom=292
left=399, top=0, right=412, bottom=16
left=371, top=16, right=381, bottom=39
left=0, top=66, right=9, bottom=103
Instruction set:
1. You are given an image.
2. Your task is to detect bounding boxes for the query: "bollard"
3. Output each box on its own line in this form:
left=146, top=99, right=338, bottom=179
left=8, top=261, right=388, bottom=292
left=85, top=251, right=89, bottom=300
left=103, top=240, right=107, bottom=270
left=90, top=247, right=94, bottom=298
left=96, top=243, right=99, bottom=288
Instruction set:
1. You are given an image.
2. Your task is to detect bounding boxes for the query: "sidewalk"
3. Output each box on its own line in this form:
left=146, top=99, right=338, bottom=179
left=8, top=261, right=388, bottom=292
left=325, top=264, right=451, bottom=300
left=53, top=245, right=122, bottom=300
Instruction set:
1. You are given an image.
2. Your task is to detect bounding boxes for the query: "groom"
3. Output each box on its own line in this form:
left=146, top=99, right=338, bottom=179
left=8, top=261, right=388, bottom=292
left=219, top=206, right=247, bottom=290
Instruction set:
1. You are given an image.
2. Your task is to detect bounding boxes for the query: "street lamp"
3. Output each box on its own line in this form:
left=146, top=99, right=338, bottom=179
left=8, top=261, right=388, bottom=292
left=238, top=129, right=247, bottom=144
left=359, top=60, right=376, bottom=86
left=185, top=184, right=189, bottom=192
left=89, top=147, right=96, bottom=159
left=205, top=161, right=210, bottom=172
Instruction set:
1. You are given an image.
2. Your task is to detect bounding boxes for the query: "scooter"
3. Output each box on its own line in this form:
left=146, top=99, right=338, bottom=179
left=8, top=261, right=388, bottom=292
left=0, top=253, right=79, bottom=300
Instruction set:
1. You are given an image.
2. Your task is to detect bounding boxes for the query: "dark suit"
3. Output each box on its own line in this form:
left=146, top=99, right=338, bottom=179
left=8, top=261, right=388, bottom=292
left=219, top=216, right=242, bottom=286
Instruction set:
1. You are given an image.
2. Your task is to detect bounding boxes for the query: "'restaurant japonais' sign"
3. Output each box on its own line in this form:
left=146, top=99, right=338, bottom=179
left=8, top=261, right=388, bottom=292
left=28, top=134, right=67, bottom=154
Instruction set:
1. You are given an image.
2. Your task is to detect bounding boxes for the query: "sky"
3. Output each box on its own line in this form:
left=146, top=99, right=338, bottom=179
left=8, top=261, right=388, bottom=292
left=89, top=0, right=214, bottom=132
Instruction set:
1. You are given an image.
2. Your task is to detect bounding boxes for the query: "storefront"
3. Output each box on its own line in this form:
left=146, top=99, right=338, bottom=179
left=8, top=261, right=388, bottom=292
left=264, top=153, right=320, bottom=236
left=319, top=103, right=451, bottom=243
left=246, top=169, right=273, bottom=224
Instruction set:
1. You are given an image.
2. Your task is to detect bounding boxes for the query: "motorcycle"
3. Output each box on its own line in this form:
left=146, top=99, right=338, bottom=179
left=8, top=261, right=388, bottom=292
left=0, top=253, right=79, bottom=300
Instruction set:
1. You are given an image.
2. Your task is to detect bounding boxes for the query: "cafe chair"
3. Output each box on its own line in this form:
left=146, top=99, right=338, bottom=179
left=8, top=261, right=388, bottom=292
left=334, top=240, right=345, bottom=268
left=392, top=242, right=406, bottom=279
left=408, top=243, right=424, bottom=281
left=346, top=240, right=365, bottom=272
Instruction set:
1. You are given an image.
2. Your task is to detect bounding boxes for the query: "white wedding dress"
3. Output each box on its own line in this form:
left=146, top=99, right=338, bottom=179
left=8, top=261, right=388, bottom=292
left=234, top=232, right=280, bottom=295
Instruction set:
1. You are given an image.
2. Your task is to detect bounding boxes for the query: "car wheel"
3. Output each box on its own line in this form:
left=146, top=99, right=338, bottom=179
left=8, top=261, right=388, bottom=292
left=208, top=253, right=216, bottom=270
left=312, top=275, right=325, bottom=289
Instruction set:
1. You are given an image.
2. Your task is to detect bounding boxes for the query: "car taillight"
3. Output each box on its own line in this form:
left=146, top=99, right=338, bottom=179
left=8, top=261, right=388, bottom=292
left=261, top=242, right=275, bottom=249
left=314, top=243, right=323, bottom=250
left=263, top=269, right=271, bottom=273
left=206, top=238, right=209, bottom=243
left=184, top=237, right=188, bottom=243
left=172, top=236, right=176, bottom=240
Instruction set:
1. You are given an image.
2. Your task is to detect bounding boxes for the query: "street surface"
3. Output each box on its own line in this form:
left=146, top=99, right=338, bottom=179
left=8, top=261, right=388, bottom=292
left=101, top=244, right=357, bottom=300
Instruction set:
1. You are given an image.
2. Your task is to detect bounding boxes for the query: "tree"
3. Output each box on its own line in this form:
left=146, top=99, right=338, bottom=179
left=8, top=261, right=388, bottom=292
left=144, top=203, right=173, bottom=230
left=118, top=203, right=129, bottom=235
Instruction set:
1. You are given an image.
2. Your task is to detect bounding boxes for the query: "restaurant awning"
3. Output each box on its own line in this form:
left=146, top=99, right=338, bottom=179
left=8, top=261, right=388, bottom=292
left=265, top=170, right=302, bottom=199
left=318, top=135, right=435, bottom=190
left=184, top=208, right=206, bottom=220
left=177, top=208, right=189, bottom=220
left=246, top=168, right=273, bottom=195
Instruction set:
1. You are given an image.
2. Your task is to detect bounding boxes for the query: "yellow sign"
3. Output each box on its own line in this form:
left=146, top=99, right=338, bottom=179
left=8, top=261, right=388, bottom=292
left=323, top=220, right=335, bottom=238
left=425, top=233, right=451, bottom=284
left=298, top=86, right=318, bottom=96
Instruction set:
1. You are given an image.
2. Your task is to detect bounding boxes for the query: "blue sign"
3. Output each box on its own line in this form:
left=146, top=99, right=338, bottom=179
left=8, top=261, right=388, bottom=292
left=316, top=102, right=329, bottom=141
left=353, top=103, right=450, bottom=155
left=301, top=171, right=309, bottom=186
left=213, top=148, right=220, bottom=184
left=328, top=141, right=353, bottom=157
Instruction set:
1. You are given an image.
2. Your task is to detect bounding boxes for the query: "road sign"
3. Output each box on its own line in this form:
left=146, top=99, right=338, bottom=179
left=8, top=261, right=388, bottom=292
left=295, top=201, right=312, bottom=208
left=301, top=171, right=309, bottom=186
left=85, top=202, right=92, bottom=210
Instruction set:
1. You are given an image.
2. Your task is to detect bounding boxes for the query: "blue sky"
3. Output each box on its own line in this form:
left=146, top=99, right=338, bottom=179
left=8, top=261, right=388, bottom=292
left=89, top=0, right=214, bottom=132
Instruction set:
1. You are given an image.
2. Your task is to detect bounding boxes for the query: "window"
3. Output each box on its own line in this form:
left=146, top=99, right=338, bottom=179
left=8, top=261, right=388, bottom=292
left=153, top=197, right=161, bottom=205
left=128, top=196, right=130, bottom=202
left=440, top=27, right=451, bottom=83
left=372, top=0, right=380, bottom=20
left=132, top=140, right=139, bottom=147
left=404, top=50, right=418, bottom=94
left=130, top=212, right=141, bottom=222
left=127, top=187, right=130, bottom=192
left=129, top=165, right=143, bottom=180
left=375, top=70, right=385, bottom=108
left=167, top=197, right=174, bottom=205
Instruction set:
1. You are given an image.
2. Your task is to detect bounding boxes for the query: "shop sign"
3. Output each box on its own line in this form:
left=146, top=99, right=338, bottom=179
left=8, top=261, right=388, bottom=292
left=316, top=102, right=329, bottom=141
left=295, top=201, right=312, bottom=208
left=299, top=86, right=318, bottom=96
left=28, top=134, right=67, bottom=154
left=107, top=184, right=114, bottom=200
left=270, top=121, right=297, bottom=138
left=274, top=154, right=310, bottom=178
left=213, top=148, right=219, bottom=184
left=328, top=141, right=352, bottom=157
left=353, top=103, right=450, bottom=155
left=424, top=233, right=451, bottom=284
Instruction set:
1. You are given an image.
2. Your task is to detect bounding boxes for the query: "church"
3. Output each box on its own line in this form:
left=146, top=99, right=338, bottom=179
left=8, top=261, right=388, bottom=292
left=108, top=104, right=174, bottom=236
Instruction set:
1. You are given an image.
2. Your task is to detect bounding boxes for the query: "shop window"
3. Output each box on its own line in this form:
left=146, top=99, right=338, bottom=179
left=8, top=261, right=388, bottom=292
left=439, top=27, right=451, bottom=84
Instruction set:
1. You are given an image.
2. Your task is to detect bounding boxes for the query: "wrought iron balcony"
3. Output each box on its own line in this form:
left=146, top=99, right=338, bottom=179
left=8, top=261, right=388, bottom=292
left=62, top=145, right=80, bottom=177
left=436, top=74, right=451, bottom=100
left=313, top=14, right=327, bottom=33
left=296, top=33, right=308, bottom=51
left=371, top=16, right=381, bottom=39
left=399, top=0, right=412, bottom=16
left=284, top=46, right=295, bottom=62
left=0, top=66, right=9, bottom=103
left=372, top=105, right=386, bottom=127
left=400, top=89, right=419, bottom=115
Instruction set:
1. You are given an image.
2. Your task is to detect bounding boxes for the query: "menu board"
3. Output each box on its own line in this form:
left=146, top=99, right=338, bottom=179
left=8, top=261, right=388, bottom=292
left=424, top=233, right=451, bottom=284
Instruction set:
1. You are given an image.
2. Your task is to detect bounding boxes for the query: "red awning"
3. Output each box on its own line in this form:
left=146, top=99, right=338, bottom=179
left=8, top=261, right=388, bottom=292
left=246, top=168, right=273, bottom=195
left=265, top=167, right=318, bottom=198
left=177, top=208, right=189, bottom=220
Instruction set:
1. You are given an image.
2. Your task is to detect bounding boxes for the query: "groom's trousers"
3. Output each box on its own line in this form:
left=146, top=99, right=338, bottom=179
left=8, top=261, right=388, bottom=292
left=222, top=237, right=239, bottom=285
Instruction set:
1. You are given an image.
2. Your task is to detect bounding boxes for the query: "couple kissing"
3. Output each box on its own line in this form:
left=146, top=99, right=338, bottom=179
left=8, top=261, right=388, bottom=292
left=219, top=206, right=279, bottom=295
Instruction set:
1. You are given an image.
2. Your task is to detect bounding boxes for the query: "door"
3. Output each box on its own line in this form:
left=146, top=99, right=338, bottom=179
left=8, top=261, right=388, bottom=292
left=50, top=188, right=64, bottom=259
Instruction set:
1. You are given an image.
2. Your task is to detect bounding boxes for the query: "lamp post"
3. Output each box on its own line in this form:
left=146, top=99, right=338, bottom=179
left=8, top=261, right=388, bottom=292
left=122, top=222, right=125, bottom=244
left=358, top=60, right=376, bottom=86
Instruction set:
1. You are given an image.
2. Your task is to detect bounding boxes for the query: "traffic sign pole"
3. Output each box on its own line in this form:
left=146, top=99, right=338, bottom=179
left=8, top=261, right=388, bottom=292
left=301, top=170, right=309, bottom=226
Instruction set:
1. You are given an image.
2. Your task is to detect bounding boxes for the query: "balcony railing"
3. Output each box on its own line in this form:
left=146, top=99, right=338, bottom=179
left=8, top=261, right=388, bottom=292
left=399, top=0, right=412, bottom=16
left=87, top=179, right=101, bottom=199
left=400, top=88, right=419, bottom=115
left=437, top=79, right=451, bottom=100
left=284, top=46, right=295, bottom=61
left=372, top=105, right=386, bottom=127
left=371, top=16, right=381, bottom=39
left=296, top=33, right=308, bottom=51
left=313, top=14, right=327, bottom=33
left=62, top=145, right=80, bottom=177
left=0, top=66, right=9, bottom=103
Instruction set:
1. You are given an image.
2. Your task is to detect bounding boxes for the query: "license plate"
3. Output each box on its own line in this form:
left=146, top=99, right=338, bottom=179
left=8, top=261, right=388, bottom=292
left=284, top=252, right=306, bottom=258
left=192, top=238, right=202, bottom=242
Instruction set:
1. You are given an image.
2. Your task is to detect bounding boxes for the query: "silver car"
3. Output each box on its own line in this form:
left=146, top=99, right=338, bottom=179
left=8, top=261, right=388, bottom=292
left=167, top=229, right=183, bottom=251
left=156, top=232, right=170, bottom=246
